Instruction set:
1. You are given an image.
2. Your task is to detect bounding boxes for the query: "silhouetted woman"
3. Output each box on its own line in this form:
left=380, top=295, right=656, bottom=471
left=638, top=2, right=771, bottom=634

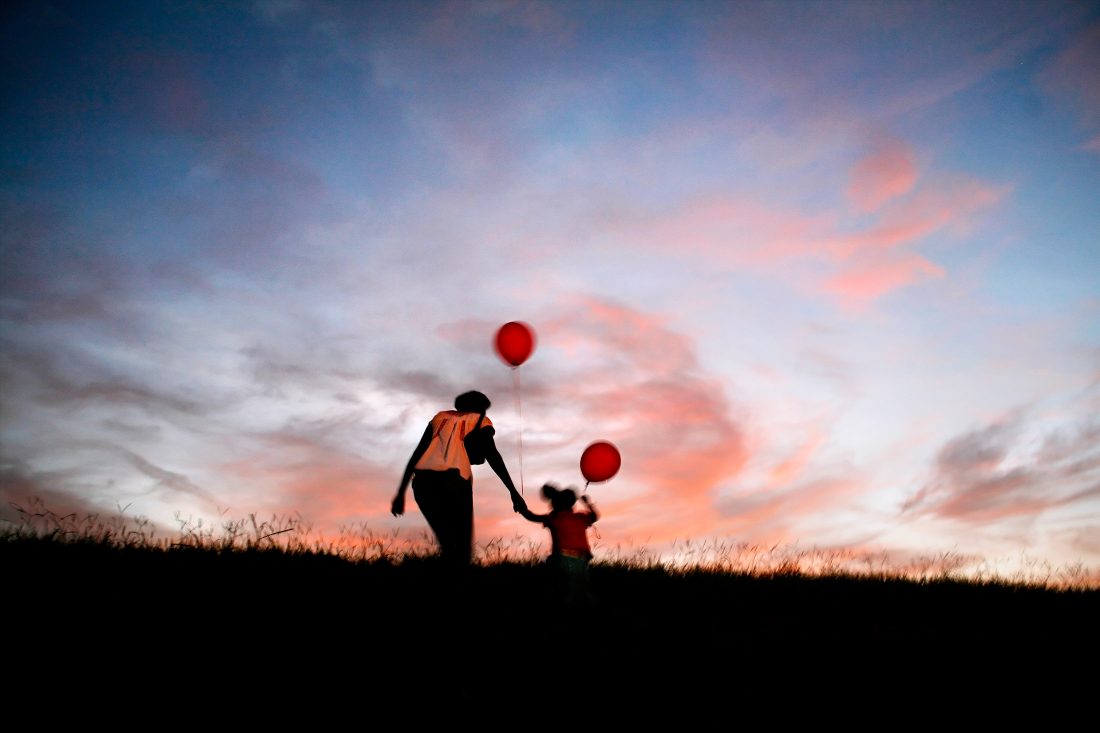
left=392, top=390, right=524, bottom=566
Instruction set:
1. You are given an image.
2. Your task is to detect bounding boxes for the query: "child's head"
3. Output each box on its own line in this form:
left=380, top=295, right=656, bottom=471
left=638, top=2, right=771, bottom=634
left=541, top=483, right=577, bottom=511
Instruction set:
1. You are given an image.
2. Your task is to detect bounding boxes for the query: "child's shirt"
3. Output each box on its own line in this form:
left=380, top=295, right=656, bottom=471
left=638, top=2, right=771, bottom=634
left=546, top=510, right=596, bottom=559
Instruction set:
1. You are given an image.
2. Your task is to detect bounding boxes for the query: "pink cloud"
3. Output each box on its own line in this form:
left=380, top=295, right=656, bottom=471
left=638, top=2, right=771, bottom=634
left=207, top=296, right=751, bottom=556
left=847, top=140, right=918, bottom=212
left=767, top=429, right=826, bottom=488
left=828, top=176, right=1007, bottom=258
left=219, top=433, right=395, bottom=528
left=532, top=296, right=750, bottom=543
left=823, top=253, right=945, bottom=309
left=623, top=168, right=1005, bottom=309
left=821, top=175, right=1007, bottom=308
left=645, top=196, right=828, bottom=266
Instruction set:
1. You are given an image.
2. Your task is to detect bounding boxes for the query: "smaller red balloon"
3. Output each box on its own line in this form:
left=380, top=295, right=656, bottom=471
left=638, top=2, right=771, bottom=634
left=495, top=321, right=536, bottom=367
left=580, top=441, right=621, bottom=484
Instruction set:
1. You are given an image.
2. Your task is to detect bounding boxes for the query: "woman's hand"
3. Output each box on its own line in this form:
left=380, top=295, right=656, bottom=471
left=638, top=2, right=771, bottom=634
left=391, top=493, right=406, bottom=516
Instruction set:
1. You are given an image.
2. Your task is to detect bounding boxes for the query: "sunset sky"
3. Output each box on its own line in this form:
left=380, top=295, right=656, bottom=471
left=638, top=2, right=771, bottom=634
left=3, top=0, right=1098, bottom=581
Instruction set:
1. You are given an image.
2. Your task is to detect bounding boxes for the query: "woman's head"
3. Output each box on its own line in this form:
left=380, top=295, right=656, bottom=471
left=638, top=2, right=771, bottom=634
left=454, top=390, right=491, bottom=414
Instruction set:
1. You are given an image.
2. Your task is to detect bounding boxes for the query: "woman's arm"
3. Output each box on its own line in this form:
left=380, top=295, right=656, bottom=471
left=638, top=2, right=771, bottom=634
left=392, top=424, right=433, bottom=516
left=484, top=433, right=526, bottom=512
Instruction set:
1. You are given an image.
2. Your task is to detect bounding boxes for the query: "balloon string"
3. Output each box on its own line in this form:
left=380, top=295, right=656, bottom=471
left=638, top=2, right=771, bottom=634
left=585, top=480, right=600, bottom=541
left=513, top=366, right=524, bottom=496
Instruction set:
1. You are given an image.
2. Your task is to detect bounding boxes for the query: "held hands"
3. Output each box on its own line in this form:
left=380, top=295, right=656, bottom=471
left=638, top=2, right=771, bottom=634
left=510, top=489, right=528, bottom=514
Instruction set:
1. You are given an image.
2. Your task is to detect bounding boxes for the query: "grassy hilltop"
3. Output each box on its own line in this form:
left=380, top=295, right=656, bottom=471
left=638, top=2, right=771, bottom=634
left=5, top=503, right=1098, bottom=714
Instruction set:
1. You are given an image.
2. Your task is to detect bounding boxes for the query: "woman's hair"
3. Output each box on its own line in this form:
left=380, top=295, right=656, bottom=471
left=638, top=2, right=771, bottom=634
left=454, top=390, right=491, bottom=413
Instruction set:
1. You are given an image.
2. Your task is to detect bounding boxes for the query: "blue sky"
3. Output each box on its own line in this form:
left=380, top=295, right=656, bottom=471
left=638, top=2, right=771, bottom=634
left=2, top=0, right=1098, bottom=583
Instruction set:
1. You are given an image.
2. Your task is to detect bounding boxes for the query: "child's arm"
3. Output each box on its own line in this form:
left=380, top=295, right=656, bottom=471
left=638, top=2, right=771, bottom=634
left=582, top=495, right=599, bottom=524
left=514, top=500, right=550, bottom=524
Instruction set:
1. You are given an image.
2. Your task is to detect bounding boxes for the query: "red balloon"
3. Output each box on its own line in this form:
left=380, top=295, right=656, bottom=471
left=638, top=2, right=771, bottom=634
left=495, top=321, right=535, bottom=367
left=580, top=441, right=621, bottom=484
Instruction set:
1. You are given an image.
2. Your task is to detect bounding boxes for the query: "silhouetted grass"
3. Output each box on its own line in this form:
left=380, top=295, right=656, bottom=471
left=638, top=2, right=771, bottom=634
left=4, top=498, right=1097, bottom=712
left=5, top=496, right=1095, bottom=588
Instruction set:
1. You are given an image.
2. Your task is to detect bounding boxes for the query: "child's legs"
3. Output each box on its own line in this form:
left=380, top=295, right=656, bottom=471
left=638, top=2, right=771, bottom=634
left=549, top=554, right=591, bottom=609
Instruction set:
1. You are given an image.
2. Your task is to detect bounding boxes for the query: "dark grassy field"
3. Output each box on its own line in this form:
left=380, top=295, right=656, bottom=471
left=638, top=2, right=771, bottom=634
left=6, top=531, right=1097, bottom=717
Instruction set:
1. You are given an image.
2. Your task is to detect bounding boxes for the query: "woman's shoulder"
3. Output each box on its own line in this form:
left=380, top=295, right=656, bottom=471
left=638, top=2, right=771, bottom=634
left=456, top=411, right=493, bottom=429
left=429, top=410, right=460, bottom=428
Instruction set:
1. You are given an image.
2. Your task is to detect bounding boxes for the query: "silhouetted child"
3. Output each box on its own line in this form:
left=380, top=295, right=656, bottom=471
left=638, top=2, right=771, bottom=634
left=515, top=483, right=599, bottom=611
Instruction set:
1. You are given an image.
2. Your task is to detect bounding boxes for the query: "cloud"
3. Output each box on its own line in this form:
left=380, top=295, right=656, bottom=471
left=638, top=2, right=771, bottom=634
left=603, top=163, right=1005, bottom=309
left=360, top=294, right=755, bottom=550
left=640, top=195, right=828, bottom=267
left=903, top=412, right=1100, bottom=524
left=822, top=253, right=945, bottom=309
left=528, top=295, right=748, bottom=541
left=218, top=431, right=396, bottom=526
left=0, top=444, right=197, bottom=539
left=0, top=336, right=213, bottom=420
left=700, top=0, right=1077, bottom=123
left=0, top=195, right=141, bottom=325
left=717, top=474, right=867, bottom=546
left=822, top=174, right=1008, bottom=309
left=847, top=140, right=918, bottom=212
left=111, top=447, right=219, bottom=505
left=832, top=173, right=1008, bottom=256
left=767, top=429, right=826, bottom=487
left=1037, top=20, right=1100, bottom=144
left=0, top=455, right=106, bottom=526
left=253, top=0, right=306, bottom=24
left=107, top=48, right=212, bottom=136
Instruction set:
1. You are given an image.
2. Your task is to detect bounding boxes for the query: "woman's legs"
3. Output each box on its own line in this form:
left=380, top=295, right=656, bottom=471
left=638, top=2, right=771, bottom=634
left=412, top=470, right=474, bottom=566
